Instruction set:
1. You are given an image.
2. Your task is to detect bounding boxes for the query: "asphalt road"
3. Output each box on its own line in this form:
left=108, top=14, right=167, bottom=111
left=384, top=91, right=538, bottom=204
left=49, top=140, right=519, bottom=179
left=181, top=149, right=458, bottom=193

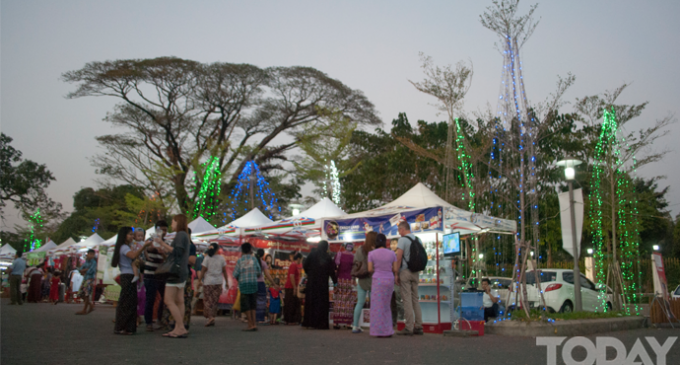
left=2, top=298, right=679, bottom=365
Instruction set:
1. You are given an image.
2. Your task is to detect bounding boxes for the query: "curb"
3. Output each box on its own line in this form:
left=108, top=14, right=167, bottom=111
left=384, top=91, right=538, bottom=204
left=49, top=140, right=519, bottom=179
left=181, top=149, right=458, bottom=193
left=485, top=316, right=648, bottom=337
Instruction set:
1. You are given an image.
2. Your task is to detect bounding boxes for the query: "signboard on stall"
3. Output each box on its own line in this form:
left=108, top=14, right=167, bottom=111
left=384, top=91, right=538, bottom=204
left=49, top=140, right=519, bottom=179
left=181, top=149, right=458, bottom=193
left=652, top=252, right=669, bottom=301
left=26, top=252, right=46, bottom=266
left=218, top=246, right=241, bottom=305
left=322, top=207, right=443, bottom=242
left=97, top=245, right=120, bottom=285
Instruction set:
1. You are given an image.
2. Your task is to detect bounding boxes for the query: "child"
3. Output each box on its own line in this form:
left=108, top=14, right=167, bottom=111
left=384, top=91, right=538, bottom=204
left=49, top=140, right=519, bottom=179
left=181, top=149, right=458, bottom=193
left=50, top=270, right=61, bottom=305
left=268, top=279, right=282, bottom=325
left=131, top=228, right=146, bottom=284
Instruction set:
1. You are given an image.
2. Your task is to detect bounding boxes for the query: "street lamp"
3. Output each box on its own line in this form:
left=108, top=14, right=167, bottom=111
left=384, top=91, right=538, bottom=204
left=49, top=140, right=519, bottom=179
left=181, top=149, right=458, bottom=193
left=653, top=245, right=660, bottom=251
left=557, top=157, right=583, bottom=312
left=587, top=248, right=593, bottom=255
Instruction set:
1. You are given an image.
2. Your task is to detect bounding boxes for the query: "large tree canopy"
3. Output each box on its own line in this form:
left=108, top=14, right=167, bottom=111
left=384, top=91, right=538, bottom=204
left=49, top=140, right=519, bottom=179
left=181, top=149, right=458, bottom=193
left=62, top=57, right=381, bottom=214
left=0, top=133, right=62, bottom=220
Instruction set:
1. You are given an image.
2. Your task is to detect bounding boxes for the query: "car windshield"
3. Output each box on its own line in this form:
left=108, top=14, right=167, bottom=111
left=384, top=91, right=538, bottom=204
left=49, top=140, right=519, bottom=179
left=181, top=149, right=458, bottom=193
left=675, top=286, right=680, bottom=296
left=525, top=271, right=556, bottom=285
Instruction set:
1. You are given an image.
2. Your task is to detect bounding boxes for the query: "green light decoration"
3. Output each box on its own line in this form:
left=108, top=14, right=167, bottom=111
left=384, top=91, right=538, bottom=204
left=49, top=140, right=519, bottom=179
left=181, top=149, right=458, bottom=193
left=454, top=118, right=479, bottom=279
left=589, top=107, right=641, bottom=315
left=192, top=156, right=222, bottom=222
left=25, top=209, right=44, bottom=252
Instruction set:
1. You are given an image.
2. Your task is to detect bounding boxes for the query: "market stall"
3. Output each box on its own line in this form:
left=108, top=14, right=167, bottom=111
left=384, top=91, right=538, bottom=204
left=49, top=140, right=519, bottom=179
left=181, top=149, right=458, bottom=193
left=319, top=183, right=516, bottom=333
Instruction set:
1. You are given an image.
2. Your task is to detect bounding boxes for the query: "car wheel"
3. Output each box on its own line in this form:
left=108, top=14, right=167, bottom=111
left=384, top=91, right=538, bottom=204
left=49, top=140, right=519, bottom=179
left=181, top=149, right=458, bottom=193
left=607, top=302, right=612, bottom=311
left=547, top=307, right=556, bottom=314
left=559, top=300, right=574, bottom=313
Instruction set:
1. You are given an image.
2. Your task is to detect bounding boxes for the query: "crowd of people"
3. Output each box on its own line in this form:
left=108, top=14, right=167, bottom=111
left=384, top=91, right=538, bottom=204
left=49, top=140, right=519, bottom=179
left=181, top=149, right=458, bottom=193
left=8, top=217, right=478, bottom=339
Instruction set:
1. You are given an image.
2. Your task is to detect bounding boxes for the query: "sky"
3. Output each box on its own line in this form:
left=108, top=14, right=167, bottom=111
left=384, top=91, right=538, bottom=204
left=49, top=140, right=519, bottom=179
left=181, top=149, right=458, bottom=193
left=2, top=0, right=679, bottom=233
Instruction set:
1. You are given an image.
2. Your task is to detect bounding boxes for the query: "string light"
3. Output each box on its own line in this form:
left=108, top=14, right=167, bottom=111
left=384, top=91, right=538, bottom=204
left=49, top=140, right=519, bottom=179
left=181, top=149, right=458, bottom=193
left=25, top=209, right=43, bottom=252
left=92, top=218, right=100, bottom=233
left=192, top=156, right=222, bottom=223
left=324, top=160, right=342, bottom=205
left=228, top=160, right=281, bottom=221
left=589, top=107, right=641, bottom=315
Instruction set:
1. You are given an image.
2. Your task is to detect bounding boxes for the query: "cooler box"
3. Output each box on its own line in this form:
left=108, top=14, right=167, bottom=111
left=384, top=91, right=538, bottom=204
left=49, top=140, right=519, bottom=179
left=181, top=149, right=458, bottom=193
left=460, top=292, right=483, bottom=307
left=459, top=307, right=484, bottom=321
left=460, top=320, right=485, bottom=336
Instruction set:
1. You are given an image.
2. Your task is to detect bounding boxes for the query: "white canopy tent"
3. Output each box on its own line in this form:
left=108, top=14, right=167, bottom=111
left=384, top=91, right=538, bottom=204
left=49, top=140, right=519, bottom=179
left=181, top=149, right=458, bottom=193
left=49, top=237, right=78, bottom=255
left=0, top=243, right=17, bottom=260
left=320, top=183, right=516, bottom=242
left=188, top=216, right=217, bottom=235
left=194, top=208, right=275, bottom=241
left=33, top=240, right=57, bottom=253
left=242, top=198, right=346, bottom=239
left=73, top=233, right=105, bottom=251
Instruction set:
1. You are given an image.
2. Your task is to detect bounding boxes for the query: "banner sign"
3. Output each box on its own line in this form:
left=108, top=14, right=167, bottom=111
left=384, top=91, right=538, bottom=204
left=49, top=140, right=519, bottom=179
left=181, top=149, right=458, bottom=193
left=558, top=188, right=584, bottom=258
left=218, top=247, right=241, bottom=305
left=322, top=207, right=443, bottom=242
left=97, top=245, right=120, bottom=285
left=652, top=252, right=669, bottom=301
left=26, top=251, right=46, bottom=266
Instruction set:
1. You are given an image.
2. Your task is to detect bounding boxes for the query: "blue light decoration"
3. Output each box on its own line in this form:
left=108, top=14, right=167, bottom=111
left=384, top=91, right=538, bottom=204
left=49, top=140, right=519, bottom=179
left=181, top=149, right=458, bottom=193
left=92, top=218, right=100, bottom=233
left=227, top=160, right=281, bottom=221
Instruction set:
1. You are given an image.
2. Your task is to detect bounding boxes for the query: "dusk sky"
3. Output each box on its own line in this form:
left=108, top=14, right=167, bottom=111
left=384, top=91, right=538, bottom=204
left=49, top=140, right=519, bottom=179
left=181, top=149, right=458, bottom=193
left=2, top=0, right=679, bottom=232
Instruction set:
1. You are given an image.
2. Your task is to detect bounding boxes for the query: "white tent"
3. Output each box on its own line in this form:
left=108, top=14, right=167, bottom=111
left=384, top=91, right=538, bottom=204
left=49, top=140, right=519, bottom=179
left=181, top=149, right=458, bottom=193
left=188, top=216, right=217, bottom=235
left=73, top=233, right=105, bottom=251
left=224, top=208, right=274, bottom=229
left=33, top=240, right=57, bottom=253
left=320, top=183, right=517, bottom=242
left=50, top=237, right=78, bottom=255
left=193, top=208, right=274, bottom=241
left=381, top=182, right=453, bottom=209
left=102, top=234, right=117, bottom=247
left=0, top=244, right=17, bottom=260
left=242, top=198, right=346, bottom=237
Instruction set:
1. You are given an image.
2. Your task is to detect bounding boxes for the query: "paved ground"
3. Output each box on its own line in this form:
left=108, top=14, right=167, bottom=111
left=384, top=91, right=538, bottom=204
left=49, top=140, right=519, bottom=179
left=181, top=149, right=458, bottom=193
left=2, top=298, right=679, bottom=365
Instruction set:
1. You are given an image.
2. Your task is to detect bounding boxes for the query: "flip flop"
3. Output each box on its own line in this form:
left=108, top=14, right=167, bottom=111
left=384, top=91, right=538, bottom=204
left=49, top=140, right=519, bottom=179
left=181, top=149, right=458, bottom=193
left=164, top=332, right=188, bottom=338
left=241, top=328, right=257, bottom=332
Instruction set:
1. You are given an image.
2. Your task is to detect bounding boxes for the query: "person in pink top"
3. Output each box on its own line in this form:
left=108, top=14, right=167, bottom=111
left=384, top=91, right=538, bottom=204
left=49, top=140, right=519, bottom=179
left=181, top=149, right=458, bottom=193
left=333, top=242, right=356, bottom=329
left=367, top=233, right=398, bottom=337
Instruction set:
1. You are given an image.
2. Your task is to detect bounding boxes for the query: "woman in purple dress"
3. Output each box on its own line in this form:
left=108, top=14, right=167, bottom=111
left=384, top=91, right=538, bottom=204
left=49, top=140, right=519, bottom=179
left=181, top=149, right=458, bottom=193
left=332, top=242, right=356, bottom=329
left=367, top=233, right=398, bottom=337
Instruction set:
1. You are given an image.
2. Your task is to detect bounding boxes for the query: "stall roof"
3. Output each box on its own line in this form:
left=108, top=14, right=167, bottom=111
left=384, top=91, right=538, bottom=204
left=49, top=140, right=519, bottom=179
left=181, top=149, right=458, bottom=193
left=223, top=208, right=274, bottom=229
left=0, top=243, right=17, bottom=259
left=319, top=183, right=516, bottom=241
left=33, top=240, right=57, bottom=253
left=73, top=233, right=105, bottom=250
left=242, top=198, right=346, bottom=236
left=50, top=237, right=77, bottom=254
left=188, top=216, right=217, bottom=235
left=189, top=209, right=274, bottom=242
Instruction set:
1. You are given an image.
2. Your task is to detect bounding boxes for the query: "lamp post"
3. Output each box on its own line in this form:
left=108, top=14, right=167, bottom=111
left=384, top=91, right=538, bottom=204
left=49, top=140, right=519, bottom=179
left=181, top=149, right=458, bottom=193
left=557, top=157, right=583, bottom=312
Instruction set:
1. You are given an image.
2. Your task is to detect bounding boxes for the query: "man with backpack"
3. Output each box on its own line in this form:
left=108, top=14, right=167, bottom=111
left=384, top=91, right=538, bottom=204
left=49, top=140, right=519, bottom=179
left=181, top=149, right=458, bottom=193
left=395, top=221, right=426, bottom=336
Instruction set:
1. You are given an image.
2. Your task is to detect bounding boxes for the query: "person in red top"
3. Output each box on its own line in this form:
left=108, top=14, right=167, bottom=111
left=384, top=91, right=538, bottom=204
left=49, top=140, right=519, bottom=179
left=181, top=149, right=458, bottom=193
left=283, top=252, right=303, bottom=325
left=49, top=270, right=61, bottom=305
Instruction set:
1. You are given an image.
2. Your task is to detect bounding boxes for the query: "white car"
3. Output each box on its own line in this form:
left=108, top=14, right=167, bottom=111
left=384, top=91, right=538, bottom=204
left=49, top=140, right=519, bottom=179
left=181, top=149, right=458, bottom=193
left=673, top=285, right=680, bottom=299
left=518, top=269, right=612, bottom=313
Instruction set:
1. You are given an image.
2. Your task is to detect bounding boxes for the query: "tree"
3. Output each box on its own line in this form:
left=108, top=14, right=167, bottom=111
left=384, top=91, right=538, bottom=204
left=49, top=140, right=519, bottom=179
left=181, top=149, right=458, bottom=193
left=343, top=113, right=448, bottom=212
left=62, top=58, right=380, bottom=216
left=51, top=185, right=146, bottom=243
left=407, top=53, right=474, bottom=207
left=293, top=107, right=359, bottom=204
left=0, top=133, right=63, bottom=220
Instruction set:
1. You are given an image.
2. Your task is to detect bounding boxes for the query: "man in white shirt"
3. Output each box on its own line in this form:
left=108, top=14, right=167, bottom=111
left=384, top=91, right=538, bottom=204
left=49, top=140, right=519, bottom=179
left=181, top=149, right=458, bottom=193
left=482, top=278, right=500, bottom=322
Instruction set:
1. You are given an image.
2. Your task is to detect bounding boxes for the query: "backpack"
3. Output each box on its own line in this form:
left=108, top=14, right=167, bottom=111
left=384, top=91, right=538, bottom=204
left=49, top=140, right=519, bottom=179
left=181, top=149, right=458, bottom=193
left=405, top=236, right=428, bottom=272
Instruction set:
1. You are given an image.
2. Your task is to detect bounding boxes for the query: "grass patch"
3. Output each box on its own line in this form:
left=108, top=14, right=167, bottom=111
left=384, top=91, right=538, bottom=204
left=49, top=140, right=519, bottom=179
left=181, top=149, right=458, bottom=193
left=509, top=309, right=629, bottom=321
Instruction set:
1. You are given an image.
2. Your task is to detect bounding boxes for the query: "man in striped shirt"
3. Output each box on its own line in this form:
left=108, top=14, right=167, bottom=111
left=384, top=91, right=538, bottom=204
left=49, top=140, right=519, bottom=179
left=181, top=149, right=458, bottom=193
left=143, top=220, right=168, bottom=332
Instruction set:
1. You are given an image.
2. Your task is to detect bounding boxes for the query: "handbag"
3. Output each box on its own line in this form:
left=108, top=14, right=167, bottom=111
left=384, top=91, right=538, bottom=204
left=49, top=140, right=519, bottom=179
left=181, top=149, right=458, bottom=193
left=155, top=251, right=181, bottom=282
left=297, top=276, right=307, bottom=299
left=351, top=253, right=370, bottom=279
